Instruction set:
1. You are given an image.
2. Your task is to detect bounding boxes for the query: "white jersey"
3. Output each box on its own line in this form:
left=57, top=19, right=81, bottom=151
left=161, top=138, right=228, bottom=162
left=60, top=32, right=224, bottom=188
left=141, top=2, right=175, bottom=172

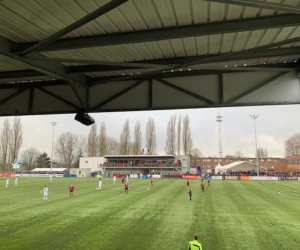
left=6, top=179, right=9, bottom=184
left=43, top=187, right=49, bottom=195
left=14, top=178, right=18, bottom=185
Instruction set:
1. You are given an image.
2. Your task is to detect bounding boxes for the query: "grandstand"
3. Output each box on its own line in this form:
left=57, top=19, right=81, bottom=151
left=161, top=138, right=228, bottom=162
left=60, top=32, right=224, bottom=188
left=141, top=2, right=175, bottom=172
left=102, top=155, right=185, bottom=176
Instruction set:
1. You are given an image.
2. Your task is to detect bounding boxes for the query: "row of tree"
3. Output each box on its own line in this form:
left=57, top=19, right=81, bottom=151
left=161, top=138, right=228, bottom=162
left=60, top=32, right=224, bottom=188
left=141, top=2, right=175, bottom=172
left=86, top=114, right=194, bottom=158
left=0, top=118, right=23, bottom=171
left=7, top=113, right=300, bottom=171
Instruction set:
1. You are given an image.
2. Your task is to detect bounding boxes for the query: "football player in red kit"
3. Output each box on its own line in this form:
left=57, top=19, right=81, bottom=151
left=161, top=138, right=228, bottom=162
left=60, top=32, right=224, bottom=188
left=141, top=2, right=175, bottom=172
left=122, top=176, right=125, bottom=184
left=188, top=187, right=192, bottom=201
left=187, top=179, right=190, bottom=187
left=124, top=181, right=128, bottom=194
left=208, top=179, right=210, bottom=186
left=69, top=184, right=74, bottom=196
left=201, top=181, right=204, bottom=193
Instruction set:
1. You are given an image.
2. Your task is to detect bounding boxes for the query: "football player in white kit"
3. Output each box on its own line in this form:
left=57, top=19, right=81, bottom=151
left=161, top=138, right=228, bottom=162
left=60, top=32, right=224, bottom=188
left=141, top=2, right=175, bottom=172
left=14, top=177, right=18, bottom=186
left=113, top=175, right=116, bottom=184
left=50, top=174, right=53, bottom=182
left=126, top=174, right=129, bottom=182
left=43, top=186, right=48, bottom=201
left=98, top=175, right=102, bottom=190
left=5, top=179, right=9, bottom=188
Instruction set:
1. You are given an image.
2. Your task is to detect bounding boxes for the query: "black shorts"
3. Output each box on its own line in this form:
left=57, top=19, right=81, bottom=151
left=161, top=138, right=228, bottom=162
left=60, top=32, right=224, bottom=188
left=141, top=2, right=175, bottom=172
left=125, top=187, right=128, bottom=190
left=70, top=190, right=74, bottom=192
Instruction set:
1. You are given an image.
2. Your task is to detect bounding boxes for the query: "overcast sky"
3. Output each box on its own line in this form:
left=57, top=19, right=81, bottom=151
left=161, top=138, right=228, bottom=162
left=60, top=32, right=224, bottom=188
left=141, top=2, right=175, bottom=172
left=0, top=105, right=299, bottom=159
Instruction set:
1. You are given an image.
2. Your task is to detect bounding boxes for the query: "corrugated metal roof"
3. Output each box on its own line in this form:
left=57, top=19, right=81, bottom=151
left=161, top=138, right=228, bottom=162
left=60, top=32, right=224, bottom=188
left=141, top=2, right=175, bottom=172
left=0, top=0, right=298, bottom=83
left=0, top=0, right=286, bottom=43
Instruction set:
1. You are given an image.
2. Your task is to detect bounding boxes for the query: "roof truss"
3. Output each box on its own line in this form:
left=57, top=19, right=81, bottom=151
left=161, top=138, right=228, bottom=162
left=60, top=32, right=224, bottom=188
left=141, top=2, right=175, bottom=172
left=205, top=0, right=300, bottom=14
left=15, top=14, right=300, bottom=52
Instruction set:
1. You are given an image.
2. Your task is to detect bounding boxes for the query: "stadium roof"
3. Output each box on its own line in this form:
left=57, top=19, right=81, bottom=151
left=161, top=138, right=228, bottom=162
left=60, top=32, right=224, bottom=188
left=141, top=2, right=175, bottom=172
left=31, top=168, right=67, bottom=172
left=104, top=155, right=174, bottom=158
left=215, top=161, right=269, bottom=171
left=0, top=0, right=299, bottom=115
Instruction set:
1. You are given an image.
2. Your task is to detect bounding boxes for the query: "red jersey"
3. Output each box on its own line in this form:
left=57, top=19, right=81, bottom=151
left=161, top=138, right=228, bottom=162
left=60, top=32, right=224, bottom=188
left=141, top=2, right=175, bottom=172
left=188, top=189, right=192, bottom=195
left=122, top=176, right=125, bottom=180
left=201, top=183, right=204, bottom=188
left=125, top=183, right=128, bottom=188
left=69, top=185, right=74, bottom=191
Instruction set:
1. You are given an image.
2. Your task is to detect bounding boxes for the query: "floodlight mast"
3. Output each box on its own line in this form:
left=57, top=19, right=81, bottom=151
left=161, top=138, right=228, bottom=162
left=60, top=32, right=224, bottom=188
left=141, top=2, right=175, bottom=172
left=50, top=122, right=57, bottom=172
left=250, top=115, right=259, bottom=176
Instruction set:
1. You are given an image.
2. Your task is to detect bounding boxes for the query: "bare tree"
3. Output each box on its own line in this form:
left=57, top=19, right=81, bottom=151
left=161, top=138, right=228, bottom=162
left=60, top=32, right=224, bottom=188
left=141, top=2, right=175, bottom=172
left=8, top=117, right=23, bottom=163
left=146, top=117, right=157, bottom=154
left=285, top=132, right=300, bottom=156
left=98, top=122, right=107, bottom=156
left=106, top=137, right=119, bottom=155
left=87, top=124, right=97, bottom=157
left=132, top=121, right=142, bottom=155
left=55, top=132, right=85, bottom=169
left=235, top=150, right=244, bottom=158
left=0, top=119, right=11, bottom=170
left=182, top=115, right=193, bottom=155
left=165, top=114, right=177, bottom=155
left=21, top=147, right=40, bottom=170
left=119, top=119, right=131, bottom=155
left=191, top=148, right=202, bottom=158
left=177, top=114, right=182, bottom=155
left=257, top=147, right=268, bottom=158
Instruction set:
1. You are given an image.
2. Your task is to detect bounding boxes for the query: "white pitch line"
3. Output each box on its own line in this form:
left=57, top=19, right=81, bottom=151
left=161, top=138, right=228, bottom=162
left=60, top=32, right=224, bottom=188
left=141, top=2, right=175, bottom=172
left=278, top=190, right=300, bottom=200
left=0, top=195, right=68, bottom=213
left=0, top=185, right=150, bottom=213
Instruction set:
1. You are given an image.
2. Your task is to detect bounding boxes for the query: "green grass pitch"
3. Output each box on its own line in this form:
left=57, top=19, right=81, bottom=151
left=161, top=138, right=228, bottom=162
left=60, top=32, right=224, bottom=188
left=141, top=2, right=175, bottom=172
left=0, top=177, right=300, bottom=250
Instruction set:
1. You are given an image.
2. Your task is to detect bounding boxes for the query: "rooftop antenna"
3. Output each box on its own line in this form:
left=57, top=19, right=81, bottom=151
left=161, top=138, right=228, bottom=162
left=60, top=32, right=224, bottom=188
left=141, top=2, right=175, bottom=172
left=216, top=110, right=223, bottom=158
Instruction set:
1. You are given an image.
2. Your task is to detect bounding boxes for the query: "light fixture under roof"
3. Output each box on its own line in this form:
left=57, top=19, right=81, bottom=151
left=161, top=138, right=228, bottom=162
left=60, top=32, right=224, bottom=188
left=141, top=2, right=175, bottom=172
left=188, top=68, right=191, bottom=70
left=225, top=65, right=228, bottom=67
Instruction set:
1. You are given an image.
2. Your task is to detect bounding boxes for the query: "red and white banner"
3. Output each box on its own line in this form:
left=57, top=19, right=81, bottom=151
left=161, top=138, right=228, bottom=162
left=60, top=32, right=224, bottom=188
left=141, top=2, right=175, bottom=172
left=249, top=176, right=278, bottom=181
left=182, top=175, right=199, bottom=180
left=0, top=173, right=14, bottom=177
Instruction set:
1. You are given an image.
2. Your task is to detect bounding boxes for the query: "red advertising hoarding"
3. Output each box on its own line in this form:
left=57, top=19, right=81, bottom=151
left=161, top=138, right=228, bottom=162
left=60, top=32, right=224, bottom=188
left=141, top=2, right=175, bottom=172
left=182, top=175, right=199, bottom=180
left=0, top=173, right=14, bottom=177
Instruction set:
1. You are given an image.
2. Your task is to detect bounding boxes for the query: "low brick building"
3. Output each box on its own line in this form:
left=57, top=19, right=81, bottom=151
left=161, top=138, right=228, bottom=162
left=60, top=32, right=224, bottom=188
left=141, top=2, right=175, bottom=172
left=286, top=155, right=300, bottom=171
left=191, top=157, right=287, bottom=172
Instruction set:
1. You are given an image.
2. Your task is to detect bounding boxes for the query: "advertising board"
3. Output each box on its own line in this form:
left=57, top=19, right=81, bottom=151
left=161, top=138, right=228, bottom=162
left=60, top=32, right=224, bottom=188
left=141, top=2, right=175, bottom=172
left=0, top=173, right=14, bottom=177
left=130, top=174, right=137, bottom=178
left=225, top=176, right=238, bottom=180
left=240, top=176, right=249, bottom=180
left=16, top=174, right=63, bottom=177
left=182, top=175, right=199, bottom=180
left=141, top=174, right=148, bottom=179
left=202, top=176, right=211, bottom=180
left=151, top=175, right=161, bottom=179
left=211, top=176, right=222, bottom=180
left=249, top=176, right=278, bottom=181
left=280, top=177, right=298, bottom=181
